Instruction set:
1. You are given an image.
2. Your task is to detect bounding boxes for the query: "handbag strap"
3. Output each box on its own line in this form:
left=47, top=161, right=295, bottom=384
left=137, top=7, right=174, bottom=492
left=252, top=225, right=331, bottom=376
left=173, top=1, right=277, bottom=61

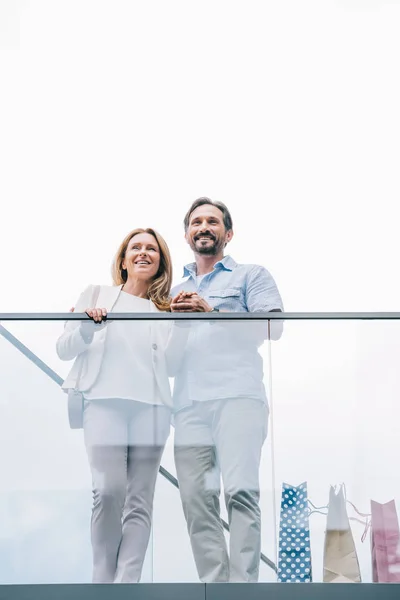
left=75, top=285, right=101, bottom=390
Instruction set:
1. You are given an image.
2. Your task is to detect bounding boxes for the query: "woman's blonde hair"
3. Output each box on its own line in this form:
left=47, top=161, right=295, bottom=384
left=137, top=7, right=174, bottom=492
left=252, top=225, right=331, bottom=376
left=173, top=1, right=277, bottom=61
left=112, top=228, right=172, bottom=311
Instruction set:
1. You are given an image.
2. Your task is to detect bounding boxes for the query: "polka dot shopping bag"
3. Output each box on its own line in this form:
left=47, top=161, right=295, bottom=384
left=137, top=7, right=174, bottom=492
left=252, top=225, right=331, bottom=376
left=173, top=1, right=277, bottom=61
left=278, top=482, right=312, bottom=583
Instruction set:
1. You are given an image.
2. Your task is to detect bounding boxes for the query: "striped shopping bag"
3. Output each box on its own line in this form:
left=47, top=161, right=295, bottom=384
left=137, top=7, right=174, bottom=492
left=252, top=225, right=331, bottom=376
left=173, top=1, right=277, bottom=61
left=277, top=482, right=312, bottom=583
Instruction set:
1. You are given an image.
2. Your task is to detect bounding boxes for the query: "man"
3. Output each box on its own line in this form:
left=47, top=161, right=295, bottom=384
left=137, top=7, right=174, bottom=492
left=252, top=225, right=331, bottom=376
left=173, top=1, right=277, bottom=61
left=171, top=197, right=283, bottom=583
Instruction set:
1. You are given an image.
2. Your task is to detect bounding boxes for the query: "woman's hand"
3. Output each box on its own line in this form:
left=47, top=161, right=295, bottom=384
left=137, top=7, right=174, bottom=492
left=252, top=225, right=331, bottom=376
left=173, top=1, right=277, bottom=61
left=85, top=307, right=107, bottom=323
left=79, top=308, right=108, bottom=342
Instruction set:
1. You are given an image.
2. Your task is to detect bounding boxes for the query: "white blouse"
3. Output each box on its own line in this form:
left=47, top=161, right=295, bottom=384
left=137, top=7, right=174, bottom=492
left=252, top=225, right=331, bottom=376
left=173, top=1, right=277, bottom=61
left=84, top=291, right=163, bottom=405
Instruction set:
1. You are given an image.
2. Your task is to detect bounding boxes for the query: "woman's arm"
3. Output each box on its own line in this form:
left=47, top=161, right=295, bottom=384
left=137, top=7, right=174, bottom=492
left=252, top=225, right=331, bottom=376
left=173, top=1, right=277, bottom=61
left=56, top=285, right=98, bottom=361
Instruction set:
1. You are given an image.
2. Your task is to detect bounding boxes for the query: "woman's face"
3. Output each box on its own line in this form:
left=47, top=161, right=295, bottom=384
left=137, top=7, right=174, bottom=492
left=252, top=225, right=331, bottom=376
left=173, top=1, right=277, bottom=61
left=122, top=232, right=161, bottom=281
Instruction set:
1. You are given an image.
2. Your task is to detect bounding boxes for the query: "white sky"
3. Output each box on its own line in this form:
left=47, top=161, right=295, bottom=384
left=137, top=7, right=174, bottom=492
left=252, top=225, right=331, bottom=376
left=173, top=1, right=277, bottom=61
left=1, top=0, right=400, bottom=586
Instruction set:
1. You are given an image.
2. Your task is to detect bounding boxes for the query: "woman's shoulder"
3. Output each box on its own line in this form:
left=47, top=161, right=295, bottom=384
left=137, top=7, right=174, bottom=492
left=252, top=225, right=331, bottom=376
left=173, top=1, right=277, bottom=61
left=78, top=284, right=121, bottom=302
left=81, top=283, right=118, bottom=291
left=99, top=284, right=121, bottom=291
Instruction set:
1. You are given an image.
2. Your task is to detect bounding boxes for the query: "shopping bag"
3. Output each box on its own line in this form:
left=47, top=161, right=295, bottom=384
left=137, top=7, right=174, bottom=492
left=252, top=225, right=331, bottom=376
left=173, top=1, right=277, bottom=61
left=277, top=482, right=312, bottom=583
left=371, top=499, right=400, bottom=583
left=323, top=485, right=361, bottom=583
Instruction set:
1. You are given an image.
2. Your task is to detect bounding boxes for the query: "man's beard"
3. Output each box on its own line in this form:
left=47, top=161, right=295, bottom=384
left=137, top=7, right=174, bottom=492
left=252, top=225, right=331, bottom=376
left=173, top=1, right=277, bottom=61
left=190, top=234, right=224, bottom=256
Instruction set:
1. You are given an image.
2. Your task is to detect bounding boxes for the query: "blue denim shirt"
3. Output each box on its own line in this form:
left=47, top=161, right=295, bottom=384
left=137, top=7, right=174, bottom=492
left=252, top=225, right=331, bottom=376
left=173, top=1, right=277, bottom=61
left=171, top=256, right=283, bottom=411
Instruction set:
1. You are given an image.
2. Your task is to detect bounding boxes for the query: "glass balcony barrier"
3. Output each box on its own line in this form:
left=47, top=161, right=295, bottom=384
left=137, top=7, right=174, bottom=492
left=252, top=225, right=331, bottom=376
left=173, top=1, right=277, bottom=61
left=0, top=312, right=399, bottom=586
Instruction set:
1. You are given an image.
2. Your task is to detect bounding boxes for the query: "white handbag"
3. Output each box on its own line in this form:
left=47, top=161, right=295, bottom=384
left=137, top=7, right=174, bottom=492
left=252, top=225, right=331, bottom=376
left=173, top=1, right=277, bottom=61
left=67, top=285, right=100, bottom=429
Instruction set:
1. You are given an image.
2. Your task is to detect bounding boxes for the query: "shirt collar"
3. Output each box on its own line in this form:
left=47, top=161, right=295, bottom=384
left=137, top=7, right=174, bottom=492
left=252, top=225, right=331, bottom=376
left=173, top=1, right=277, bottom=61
left=183, top=255, right=237, bottom=277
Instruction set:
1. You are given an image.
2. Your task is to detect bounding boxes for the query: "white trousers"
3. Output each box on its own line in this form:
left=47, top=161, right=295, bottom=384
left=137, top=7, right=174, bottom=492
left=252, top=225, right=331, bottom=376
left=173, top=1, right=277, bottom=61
left=174, top=397, right=268, bottom=583
left=83, top=398, right=170, bottom=583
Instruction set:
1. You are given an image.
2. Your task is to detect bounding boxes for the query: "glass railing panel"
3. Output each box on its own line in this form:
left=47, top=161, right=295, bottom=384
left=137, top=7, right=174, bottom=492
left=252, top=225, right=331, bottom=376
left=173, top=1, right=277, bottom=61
left=2, top=315, right=279, bottom=584
left=269, top=318, right=400, bottom=584
left=0, top=321, right=154, bottom=584
left=5, top=315, right=278, bottom=584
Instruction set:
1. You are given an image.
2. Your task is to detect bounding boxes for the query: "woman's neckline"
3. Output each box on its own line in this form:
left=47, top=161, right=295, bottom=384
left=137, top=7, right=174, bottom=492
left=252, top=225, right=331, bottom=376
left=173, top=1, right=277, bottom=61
left=120, top=289, right=150, bottom=301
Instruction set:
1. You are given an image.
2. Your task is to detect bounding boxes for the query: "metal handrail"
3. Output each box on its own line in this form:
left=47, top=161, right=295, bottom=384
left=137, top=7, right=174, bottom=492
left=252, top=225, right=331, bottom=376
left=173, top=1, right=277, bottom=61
left=1, top=311, right=400, bottom=320
left=0, top=323, right=277, bottom=573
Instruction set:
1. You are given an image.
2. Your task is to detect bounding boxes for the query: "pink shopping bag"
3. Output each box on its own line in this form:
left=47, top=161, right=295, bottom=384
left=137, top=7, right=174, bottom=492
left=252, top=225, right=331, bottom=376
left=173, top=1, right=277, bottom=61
left=371, top=500, right=400, bottom=583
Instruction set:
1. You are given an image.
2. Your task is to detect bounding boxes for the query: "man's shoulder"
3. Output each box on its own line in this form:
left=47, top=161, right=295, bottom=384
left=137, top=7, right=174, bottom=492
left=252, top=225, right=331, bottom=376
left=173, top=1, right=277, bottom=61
left=227, top=261, right=270, bottom=279
left=231, top=261, right=266, bottom=272
left=222, top=255, right=265, bottom=270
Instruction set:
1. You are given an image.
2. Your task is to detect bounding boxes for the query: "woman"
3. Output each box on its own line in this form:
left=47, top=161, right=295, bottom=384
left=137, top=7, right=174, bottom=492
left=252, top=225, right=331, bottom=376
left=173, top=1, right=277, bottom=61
left=57, top=228, right=186, bottom=584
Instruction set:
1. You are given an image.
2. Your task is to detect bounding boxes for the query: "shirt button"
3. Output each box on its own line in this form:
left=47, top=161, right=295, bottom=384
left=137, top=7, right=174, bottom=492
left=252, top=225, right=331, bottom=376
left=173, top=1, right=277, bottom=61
left=152, top=343, right=158, bottom=351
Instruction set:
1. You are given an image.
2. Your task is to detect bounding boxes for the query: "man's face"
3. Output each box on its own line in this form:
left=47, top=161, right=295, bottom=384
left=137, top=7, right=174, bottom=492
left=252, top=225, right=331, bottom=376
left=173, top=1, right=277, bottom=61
left=186, top=204, right=233, bottom=256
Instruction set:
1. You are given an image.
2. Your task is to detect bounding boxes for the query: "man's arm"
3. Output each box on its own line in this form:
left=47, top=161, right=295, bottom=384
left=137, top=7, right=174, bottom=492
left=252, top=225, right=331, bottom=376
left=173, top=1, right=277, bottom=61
left=170, top=269, right=284, bottom=342
left=245, top=265, right=283, bottom=340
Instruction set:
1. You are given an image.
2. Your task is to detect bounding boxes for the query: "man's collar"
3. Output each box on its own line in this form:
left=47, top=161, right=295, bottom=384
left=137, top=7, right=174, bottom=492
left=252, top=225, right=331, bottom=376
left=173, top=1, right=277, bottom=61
left=183, top=255, right=237, bottom=277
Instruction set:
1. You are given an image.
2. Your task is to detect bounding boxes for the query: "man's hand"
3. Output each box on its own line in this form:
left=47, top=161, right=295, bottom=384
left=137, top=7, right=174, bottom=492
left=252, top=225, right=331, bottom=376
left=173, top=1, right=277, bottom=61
left=171, top=291, right=212, bottom=313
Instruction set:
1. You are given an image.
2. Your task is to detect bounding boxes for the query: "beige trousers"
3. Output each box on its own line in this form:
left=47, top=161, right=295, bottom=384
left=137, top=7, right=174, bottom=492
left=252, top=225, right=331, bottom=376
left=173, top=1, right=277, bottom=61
left=174, top=397, right=268, bottom=583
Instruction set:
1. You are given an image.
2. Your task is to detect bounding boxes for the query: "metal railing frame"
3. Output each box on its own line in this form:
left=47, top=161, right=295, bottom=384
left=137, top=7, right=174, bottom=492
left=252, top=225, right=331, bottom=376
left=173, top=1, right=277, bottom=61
left=1, top=312, right=400, bottom=320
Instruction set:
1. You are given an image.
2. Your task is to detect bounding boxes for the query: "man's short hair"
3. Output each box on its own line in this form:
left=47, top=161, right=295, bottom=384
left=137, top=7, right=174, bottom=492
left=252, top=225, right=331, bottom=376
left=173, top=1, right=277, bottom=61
left=183, top=197, right=233, bottom=232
